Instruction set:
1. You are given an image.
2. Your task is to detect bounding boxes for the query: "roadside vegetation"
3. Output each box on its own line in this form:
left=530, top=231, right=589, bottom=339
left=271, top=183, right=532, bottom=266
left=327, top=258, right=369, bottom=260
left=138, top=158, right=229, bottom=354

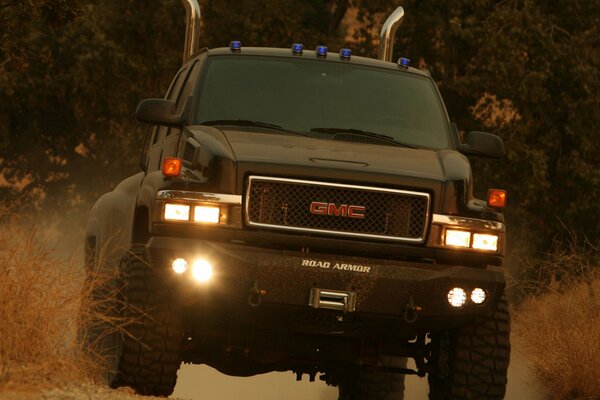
left=0, top=203, right=116, bottom=393
left=0, top=204, right=82, bottom=389
left=512, top=237, right=600, bottom=399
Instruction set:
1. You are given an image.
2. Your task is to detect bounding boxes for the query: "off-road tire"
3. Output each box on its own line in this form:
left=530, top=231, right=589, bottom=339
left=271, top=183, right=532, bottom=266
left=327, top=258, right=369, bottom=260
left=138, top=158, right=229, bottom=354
left=338, top=368, right=405, bottom=400
left=116, top=246, right=184, bottom=396
left=428, top=292, right=510, bottom=399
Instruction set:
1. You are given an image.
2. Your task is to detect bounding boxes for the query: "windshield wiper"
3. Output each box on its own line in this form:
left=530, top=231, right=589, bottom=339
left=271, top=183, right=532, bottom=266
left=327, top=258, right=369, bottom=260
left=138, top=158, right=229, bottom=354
left=201, top=119, right=311, bottom=137
left=310, top=127, right=414, bottom=148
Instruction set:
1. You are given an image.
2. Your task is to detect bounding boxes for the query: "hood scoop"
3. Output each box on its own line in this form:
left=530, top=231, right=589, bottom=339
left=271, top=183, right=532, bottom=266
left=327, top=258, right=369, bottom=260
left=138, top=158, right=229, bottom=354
left=330, top=133, right=405, bottom=148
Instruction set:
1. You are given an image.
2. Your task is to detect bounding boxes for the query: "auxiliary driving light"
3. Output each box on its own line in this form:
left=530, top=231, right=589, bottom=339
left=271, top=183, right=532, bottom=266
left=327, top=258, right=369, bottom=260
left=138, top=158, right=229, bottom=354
left=445, top=229, right=471, bottom=248
left=164, top=203, right=190, bottom=221
left=194, top=206, right=220, bottom=223
left=472, top=233, right=499, bottom=251
left=191, top=259, right=213, bottom=283
left=447, top=287, right=468, bottom=308
left=471, top=288, right=487, bottom=304
left=171, top=258, right=188, bottom=274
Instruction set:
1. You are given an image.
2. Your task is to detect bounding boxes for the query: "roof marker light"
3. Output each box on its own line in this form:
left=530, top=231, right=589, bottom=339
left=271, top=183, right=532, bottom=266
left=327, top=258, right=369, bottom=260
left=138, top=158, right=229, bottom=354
left=316, top=45, right=328, bottom=58
left=292, top=43, right=303, bottom=55
left=398, top=57, right=411, bottom=69
left=230, top=40, right=242, bottom=52
left=340, top=48, right=352, bottom=60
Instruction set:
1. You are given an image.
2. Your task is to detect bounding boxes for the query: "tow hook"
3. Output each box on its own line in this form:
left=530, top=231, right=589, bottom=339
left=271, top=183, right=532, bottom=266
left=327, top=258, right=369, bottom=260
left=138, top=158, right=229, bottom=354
left=403, top=296, right=422, bottom=323
left=248, top=281, right=267, bottom=307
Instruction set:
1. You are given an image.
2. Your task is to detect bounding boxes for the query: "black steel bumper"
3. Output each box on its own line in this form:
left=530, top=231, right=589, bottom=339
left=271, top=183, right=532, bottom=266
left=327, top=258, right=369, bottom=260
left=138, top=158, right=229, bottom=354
left=146, top=236, right=505, bottom=331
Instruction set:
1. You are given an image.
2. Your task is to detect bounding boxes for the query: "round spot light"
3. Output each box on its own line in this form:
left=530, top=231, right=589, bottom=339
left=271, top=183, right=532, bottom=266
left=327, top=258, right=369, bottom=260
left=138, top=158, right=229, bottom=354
left=471, top=288, right=487, bottom=305
left=171, top=258, right=188, bottom=274
left=447, top=287, right=468, bottom=308
left=192, top=259, right=213, bottom=283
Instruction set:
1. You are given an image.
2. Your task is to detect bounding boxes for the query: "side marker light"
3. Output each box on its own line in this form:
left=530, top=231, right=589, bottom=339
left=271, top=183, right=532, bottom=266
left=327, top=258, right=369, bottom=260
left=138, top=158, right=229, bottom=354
left=488, top=189, right=507, bottom=208
left=162, top=158, right=182, bottom=178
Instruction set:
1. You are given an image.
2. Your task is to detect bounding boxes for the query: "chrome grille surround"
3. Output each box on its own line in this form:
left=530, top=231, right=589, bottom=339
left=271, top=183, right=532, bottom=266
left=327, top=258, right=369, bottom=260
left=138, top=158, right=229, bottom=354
left=245, top=176, right=430, bottom=242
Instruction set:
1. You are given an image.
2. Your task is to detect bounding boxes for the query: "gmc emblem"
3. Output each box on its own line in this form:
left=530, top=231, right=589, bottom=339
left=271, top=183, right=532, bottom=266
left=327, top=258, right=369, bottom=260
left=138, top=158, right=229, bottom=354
left=309, top=202, right=366, bottom=219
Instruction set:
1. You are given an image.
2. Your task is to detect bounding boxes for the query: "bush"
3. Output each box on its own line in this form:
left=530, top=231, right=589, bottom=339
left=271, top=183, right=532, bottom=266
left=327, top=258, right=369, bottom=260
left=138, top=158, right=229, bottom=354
left=0, top=205, right=84, bottom=386
left=513, top=234, right=600, bottom=399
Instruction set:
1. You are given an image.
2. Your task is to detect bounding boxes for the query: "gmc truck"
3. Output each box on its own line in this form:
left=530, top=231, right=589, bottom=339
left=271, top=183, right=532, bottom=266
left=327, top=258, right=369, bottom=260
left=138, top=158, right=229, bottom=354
left=84, top=2, right=510, bottom=399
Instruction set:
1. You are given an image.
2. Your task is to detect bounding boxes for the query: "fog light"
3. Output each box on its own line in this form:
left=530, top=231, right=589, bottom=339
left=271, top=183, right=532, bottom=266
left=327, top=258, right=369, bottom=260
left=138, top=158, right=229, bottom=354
left=194, top=206, right=220, bottom=223
left=471, top=288, right=487, bottom=304
left=164, top=203, right=190, bottom=221
left=472, top=233, right=499, bottom=251
left=447, top=287, right=468, bottom=308
left=191, top=259, right=213, bottom=283
left=171, top=258, right=188, bottom=274
left=445, top=230, right=471, bottom=248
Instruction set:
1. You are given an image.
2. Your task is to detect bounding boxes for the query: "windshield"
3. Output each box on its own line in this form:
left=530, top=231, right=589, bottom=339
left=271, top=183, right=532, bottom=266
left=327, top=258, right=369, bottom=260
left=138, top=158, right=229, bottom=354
left=195, top=56, right=451, bottom=149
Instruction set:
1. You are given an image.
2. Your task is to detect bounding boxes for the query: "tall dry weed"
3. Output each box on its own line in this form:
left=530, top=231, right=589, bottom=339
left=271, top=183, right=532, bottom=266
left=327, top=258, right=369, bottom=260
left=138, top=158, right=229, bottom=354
left=513, top=233, right=600, bottom=399
left=0, top=205, right=85, bottom=386
left=514, top=278, right=600, bottom=399
left=0, top=204, right=127, bottom=389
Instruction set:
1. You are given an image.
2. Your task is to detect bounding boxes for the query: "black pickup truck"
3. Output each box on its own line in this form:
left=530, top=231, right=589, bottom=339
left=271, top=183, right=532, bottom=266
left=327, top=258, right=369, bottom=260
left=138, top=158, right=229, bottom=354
left=84, top=3, right=510, bottom=399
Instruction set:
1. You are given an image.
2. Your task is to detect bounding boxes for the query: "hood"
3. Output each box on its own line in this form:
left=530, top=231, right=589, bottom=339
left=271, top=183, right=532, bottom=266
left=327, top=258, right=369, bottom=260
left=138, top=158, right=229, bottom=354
left=187, top=126, right=471, bottom=183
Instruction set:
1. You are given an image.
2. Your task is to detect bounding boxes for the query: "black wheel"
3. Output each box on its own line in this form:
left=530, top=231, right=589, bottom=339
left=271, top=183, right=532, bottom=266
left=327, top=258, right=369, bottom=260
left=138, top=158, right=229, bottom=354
left=338, top=361, right=406, bottom=400
left=116, top=246, right=184, bottom=396
left=428, top=292, right=511, bottom=400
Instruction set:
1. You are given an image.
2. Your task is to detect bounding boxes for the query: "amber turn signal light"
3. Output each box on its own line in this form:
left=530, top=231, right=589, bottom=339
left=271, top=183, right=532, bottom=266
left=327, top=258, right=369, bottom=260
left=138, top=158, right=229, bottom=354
left=487, top=189, right=507, bottom=208
left=162, top=157, right=182, bottom=177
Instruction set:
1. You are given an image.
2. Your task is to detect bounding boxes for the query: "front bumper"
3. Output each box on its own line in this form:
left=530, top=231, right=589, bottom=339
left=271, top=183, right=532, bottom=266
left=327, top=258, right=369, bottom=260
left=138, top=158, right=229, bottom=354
left=146, top=236, right=505, bottom=329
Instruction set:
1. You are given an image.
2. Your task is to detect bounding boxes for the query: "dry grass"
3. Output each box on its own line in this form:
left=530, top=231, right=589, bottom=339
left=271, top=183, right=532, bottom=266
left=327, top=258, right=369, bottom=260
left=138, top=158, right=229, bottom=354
left=0, top=204, right=125, bottom=391
left=513, top=237, right=600, bottom=399
left=0, top=207, right=84, bottom=386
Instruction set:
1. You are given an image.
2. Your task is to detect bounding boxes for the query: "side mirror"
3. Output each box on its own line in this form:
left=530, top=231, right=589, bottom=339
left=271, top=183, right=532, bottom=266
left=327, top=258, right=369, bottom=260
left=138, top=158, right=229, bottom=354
left=460, top=131, right=505, bottom=159
left=136, top=98, right=183, bottom=127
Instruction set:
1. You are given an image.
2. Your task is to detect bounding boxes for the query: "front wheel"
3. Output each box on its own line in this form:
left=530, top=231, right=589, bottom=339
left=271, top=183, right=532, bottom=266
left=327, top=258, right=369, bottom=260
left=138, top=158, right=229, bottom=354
left=116, top=246, right=184, bottom=396
left=428, top=292, right=511, bottom=399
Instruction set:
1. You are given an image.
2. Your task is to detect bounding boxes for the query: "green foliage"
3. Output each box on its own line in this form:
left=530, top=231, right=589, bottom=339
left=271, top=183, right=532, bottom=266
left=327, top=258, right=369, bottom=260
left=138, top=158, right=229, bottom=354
left=0, top=0, right=598, bottom=261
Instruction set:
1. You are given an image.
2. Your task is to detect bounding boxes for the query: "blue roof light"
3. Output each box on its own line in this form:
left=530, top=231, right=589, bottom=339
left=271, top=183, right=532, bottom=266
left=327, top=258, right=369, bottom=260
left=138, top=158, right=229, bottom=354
left=230, top=40, right=242, bottom=52
left=292, top=43, right=303, bottom=55
left=340, top=48, right=352, bottom=60
left=316, top=45, right=328, bottom=58
left=398, top=57, right=411, bottom=68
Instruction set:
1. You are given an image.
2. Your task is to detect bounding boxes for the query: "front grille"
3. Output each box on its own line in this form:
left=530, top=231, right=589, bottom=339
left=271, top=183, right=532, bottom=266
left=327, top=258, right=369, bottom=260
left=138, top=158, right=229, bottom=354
left=245, top=176, right=430, bottom=242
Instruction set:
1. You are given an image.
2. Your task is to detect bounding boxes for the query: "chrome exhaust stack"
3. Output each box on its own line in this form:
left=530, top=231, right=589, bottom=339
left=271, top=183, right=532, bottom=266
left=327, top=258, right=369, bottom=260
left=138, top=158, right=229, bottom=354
left=181, top=0, right=202, bottom=63
left=378, top=6, right=405, bottom=62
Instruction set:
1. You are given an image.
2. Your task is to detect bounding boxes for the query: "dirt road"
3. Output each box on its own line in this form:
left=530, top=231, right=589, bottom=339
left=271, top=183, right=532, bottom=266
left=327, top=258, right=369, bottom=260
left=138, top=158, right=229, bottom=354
left=172, top=335, right=548, bottom=400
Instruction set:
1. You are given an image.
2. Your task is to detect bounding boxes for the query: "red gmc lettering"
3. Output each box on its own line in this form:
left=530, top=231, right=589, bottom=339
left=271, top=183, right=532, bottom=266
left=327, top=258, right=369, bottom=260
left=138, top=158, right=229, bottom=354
left=328, top=203, right=348, bottom=216
left=348, top=205, right=366, bottom=219
left=309, top=201, right=328, bottom=215
left=310, top=202, right=366, bottom=219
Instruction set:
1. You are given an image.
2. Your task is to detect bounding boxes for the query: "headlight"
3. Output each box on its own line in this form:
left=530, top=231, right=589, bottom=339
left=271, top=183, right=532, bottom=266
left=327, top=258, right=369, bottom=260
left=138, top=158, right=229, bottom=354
left=445, top=229, right=471, bottom=248
left=472, top=233, right=499, bottom=251
left=194, top=206, right=220, bottom=223
left=164, top=204, right=190, bottom=221
left=191, top=259, right=213, bottom=283
left=447, top=287, right=468, bottom=308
